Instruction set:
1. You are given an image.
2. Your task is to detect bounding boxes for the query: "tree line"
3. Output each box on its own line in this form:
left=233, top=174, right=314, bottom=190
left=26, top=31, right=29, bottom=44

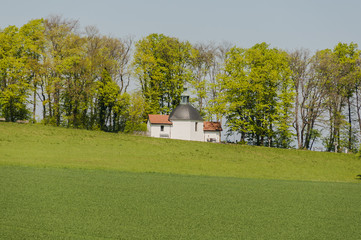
left=1, top=17, right=360, bottom=152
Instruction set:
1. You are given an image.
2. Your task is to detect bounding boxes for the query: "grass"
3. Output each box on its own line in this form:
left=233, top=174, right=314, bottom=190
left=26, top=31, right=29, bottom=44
left=0, top=122, right=361, bottom=182
left=1, top=166, right=361, bottom=239
left=1, top=123, right=361, bottom=239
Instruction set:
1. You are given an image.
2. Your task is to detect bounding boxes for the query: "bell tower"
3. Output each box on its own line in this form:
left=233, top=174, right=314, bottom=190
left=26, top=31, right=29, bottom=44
left=180, top=88, right=190, bottom=104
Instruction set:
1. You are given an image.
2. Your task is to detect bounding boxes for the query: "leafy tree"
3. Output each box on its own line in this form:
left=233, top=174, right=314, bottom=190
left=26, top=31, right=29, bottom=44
left=0, top=83, right=30, bottom=121
left=0, top=25, right=30, bottom=121
left=124, top=92, right=147, bottom=133
left=317, top=43, right=360, bottom=152
left=41, top=15, right=80, bottom=126
left=96, top=69, right=121, bottom=131
left=133, top=33, right=193, bottom=115
left=57, top=33, right=89, bottom=128
left=333, top=43, right=360, bottom=151
left=86, top=30, right=133, bottom=131
left=19, top=19, right=46, bottom=122
left=217, top=43, right=293, bottom=147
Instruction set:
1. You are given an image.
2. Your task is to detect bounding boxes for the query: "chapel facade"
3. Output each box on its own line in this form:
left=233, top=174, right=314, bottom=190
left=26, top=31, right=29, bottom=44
left=147, top=93, right=222, bottom=142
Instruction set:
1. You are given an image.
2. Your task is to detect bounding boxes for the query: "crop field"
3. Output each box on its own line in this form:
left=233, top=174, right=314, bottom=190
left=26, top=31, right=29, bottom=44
left=1, top=166, right=361, bottom=239
left=1, top=123, right=361, bottom=239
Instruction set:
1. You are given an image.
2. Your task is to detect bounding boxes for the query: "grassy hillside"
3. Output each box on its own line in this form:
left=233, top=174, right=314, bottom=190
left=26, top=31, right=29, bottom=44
left=1, top=122, right=361, bottom=182
left=1, top=166, right=361, bottom=239
left=1, top=123, right=361, bottom=239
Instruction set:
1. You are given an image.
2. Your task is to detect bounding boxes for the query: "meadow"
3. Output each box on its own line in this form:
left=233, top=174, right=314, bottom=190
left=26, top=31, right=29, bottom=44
left=1, top=123, right=361, bottom=182
left=1, top=123, right=361, bottom=239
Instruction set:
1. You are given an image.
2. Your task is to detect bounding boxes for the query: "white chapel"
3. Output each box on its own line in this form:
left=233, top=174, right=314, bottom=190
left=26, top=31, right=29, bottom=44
left=147, top=93, right=222, bottom=142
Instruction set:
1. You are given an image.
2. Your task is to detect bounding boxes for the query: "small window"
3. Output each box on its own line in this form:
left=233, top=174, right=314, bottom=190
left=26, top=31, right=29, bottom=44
left=181, top=96, right=189, bottom=104
left=160, top=125, right=164, bottom=131
left=195, top=122, right=198, bottom=132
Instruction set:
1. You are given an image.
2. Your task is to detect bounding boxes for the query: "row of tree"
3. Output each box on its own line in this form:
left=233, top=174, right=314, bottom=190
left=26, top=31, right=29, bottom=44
left=1, top=17, right=360, bottom=152
left=0, top=17, right=145, bottom=132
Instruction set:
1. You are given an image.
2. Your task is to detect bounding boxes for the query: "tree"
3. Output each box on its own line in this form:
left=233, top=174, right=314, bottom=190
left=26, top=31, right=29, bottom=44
left=189, top=43, right=216, bottom=116
left=124, top=91, right=147, bottom=133
left=188, top=42, right=232, bottom=122
left=316, top=43, right=360, bottom=152
left=133, top=33, right=193, bottom=115
left=217, top=43, right=294, bottom=147
left=41, top=15, right=80, bottom=126
left=85, top=26, right=134, bottom=130
left=18, top=19, right=46, bottom=122
left=61, top=34, right=90, bottom=128
left=0, top=17, right=136, bottom=133
left=354, top=52, right=361, bottom=143
left=333, top=43, right=360, bottom=151
left=288, top=49, right=326, bottom=149
left=0, top=25, right=30, bottom=121
left=206, top=42, right=233, bottom=122
left=96, top=69, right=121, bottom=131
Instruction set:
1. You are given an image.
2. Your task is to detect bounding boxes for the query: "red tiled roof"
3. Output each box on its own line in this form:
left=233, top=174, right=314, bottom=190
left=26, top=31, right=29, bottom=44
left=203, top=121, right=222, bottom=131
left=148, top=115, right=172, bottom=125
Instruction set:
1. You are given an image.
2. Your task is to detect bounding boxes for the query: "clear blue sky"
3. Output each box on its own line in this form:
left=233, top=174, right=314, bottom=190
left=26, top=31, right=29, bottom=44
left=1, top=0, right=360, bottom=51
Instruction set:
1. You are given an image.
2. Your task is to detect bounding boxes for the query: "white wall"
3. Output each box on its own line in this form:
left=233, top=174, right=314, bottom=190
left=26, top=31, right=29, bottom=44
left=171, top=121, right=190, bottom=140
left=191, top=121, right=204, bottom=142
left=148, top=122, right=172, bottom=138
left=204, top=131, right=221, bottom=143
left=171, top=120, right=204, bottom=141
left=149, top=119, right=222, bottom=142
left=147, top=121, right=151, bottom=136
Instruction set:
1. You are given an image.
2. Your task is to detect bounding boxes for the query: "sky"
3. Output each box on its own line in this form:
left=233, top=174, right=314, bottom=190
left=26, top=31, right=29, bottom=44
left=1, top=0, right=360, bottom=51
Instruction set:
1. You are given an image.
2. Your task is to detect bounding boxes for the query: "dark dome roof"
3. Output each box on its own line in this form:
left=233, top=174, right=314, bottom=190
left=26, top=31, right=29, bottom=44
left=169, top=104, right=203, bottom=121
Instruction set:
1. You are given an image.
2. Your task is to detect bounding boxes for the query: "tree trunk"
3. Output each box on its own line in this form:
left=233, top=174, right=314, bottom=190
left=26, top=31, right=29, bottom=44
left=347, top=97, right=352, bottom=150
left=356, top=85, right=361, bottom=134
left=33, top=83, right=37, bottom=123
left=294, top=86, right=301, bottom=149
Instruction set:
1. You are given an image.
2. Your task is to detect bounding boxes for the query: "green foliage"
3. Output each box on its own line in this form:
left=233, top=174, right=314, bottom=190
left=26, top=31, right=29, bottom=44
left=15, top=17, right=134, bottom=132
left=2, top=17, right=361, bottom=152
left=124, top=121, right=147, bottom=133
left=124, top=91, right=147, bottom=133
left=315, top=43, right=361, bottom=152
left=189, top=44, right=215, bottom=116
left=95, top=69, right=121, bottom=130
left=133, top=33, right=193, bottom=115
left=0, top=83, right=30, bottom=121
left=0, top=22, right=44, bottom=121
left=218, top=43, right=294, bottom=147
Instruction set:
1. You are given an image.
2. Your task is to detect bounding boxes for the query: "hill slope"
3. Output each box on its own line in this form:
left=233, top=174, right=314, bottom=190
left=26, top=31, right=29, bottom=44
left=1, top=123, right=361, bottom=239
left=1, top=123, right=360, bottom=182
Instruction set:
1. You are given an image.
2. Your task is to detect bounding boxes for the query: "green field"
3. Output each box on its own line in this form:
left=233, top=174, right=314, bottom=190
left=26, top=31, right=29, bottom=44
left=2, top=166, right=361, bottom=239
left=1, top=123, right=361, bottom=239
